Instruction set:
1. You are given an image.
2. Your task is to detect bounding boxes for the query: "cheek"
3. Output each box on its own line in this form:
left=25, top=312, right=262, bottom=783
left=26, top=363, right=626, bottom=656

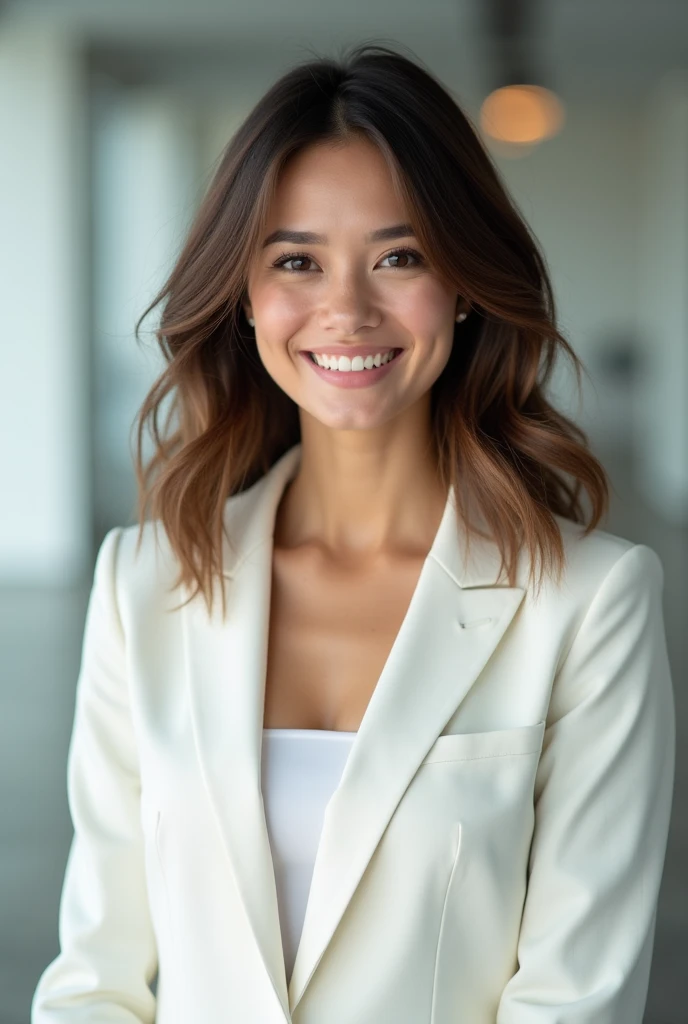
left=390, top=279, right=456, bottom=335
left=255, top=285, right=309, bottom=334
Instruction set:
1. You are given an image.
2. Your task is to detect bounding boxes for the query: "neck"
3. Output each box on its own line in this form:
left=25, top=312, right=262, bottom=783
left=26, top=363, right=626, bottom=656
left=274, top=412, right=448, bottom=563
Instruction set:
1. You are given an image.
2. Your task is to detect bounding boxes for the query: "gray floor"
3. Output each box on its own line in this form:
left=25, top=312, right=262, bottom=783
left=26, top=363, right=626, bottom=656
left=1, top=444, right=686, bottom=1024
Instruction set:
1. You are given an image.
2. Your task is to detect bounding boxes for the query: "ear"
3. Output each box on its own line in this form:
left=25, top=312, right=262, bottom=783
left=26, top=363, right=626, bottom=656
left=455, top=298, right=471, bottom=320
left=240, top=289, right=253, bottom=320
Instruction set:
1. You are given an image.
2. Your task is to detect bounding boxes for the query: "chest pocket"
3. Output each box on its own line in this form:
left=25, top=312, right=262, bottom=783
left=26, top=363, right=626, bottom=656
left=405, top=719, right=548, bottom=878
left=420, top=719, right=546, bottom=765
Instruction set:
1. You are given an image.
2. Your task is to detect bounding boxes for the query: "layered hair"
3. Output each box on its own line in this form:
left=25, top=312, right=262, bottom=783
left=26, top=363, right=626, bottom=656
left=133, top=41, right=609, bottom=616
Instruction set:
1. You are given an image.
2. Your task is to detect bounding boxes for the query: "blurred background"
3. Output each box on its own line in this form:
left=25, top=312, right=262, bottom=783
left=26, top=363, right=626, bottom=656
left=0, top=0, right=686, bottom=1020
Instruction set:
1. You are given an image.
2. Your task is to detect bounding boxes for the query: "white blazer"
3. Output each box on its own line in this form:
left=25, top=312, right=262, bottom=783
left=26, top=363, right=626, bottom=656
left=32, top=441, right=676, bottom=1024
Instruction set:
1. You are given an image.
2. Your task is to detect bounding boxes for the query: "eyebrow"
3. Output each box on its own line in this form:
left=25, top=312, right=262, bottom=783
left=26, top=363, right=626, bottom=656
left=261, top=222, right=416, bottom=248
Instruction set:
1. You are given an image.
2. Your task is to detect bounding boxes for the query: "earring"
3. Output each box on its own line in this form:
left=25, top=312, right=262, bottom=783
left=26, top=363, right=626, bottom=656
left=456, top=312, right=467, bottom=323
left=247, top=317, right=255, bottom=327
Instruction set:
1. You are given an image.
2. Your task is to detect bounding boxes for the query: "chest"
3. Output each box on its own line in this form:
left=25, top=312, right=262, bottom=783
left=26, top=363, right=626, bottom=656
left=262, top=547, right=427, bottom=732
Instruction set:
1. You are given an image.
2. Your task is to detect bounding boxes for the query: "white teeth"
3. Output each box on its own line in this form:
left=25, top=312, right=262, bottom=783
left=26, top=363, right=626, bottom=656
left=310, top=350, right=397, bottom=371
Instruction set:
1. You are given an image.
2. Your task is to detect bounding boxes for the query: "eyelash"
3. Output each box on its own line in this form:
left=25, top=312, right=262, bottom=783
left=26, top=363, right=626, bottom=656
left=271, top=246, right=426, bottom=272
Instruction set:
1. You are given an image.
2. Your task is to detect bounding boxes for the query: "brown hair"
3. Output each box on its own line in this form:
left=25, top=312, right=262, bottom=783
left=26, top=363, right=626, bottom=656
left=133, top=40, right=609, bottom=616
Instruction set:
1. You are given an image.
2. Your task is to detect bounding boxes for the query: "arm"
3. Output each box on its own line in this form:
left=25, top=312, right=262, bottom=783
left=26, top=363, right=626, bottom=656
left=496, top=543, right=676, bottom=1024
left=32, top=527, right=157, bottom=1023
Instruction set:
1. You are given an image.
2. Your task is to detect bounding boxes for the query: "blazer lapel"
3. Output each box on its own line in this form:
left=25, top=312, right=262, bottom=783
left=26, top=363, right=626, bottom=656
left=180, top=448, right=305, bottom=1021
left=180, top=443, right=526, bottom=1021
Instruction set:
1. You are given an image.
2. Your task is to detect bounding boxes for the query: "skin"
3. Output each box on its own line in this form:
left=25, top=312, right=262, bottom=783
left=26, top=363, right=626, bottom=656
left=242, top=135, right=470, bottom=566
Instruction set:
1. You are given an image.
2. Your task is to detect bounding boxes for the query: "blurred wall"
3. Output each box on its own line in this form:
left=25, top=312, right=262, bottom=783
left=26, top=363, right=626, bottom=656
left=491, top=100, right=645, bottom=446
left=0, top=22, right=90, bottom=583
left=91, top=81, right=200, bottom=536
left=636, top=70, right=688, bottom=524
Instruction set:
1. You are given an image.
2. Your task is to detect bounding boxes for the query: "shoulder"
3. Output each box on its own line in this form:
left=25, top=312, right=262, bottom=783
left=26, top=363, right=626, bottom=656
left=97, top=467, right=273, bottom=611
left=553, top=513, right=663, bottom=579
left=96, top=520, right=184, bottom=622
left=114, top=518, right=178, bottom=577
left=538, top=513, right=665, bottom=610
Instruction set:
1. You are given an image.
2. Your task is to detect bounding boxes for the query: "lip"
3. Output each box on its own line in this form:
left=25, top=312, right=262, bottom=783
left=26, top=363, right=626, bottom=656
left=299, top=348, right=405, bottom=389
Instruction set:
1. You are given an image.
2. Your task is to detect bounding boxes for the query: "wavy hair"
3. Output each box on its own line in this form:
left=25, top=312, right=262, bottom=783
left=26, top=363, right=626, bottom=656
left=133, top=40, right=610, bottom=616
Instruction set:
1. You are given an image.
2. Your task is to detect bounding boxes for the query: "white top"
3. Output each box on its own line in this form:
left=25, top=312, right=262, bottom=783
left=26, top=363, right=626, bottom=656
left=260, top=728, right=356, bottom=984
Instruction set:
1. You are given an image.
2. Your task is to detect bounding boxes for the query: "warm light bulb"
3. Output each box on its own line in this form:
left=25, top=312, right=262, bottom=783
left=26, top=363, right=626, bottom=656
left=480, top=85, right=565, bottom=145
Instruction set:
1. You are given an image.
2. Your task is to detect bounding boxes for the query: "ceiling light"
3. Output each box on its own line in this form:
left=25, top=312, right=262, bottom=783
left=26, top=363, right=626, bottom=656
left=480, top=84, right=565, bottom=146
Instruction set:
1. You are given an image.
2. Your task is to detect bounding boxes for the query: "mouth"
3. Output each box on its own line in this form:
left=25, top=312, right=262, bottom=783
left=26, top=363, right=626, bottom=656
left=299, top=347, right=405, bottom=389
left=305, top=349, right=403, bottom=371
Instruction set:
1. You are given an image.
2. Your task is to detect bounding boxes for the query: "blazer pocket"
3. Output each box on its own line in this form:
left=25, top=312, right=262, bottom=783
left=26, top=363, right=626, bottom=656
left=140, top=796, right=176, bottom=956
left=140, top=793, right=161, bottom=844
left=420, top=720, right=546, bottom=765
left=141, top=798, right=167, bottom=882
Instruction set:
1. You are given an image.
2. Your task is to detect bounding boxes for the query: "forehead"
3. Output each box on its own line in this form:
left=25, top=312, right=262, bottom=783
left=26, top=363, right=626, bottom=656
left=266, top=138, right=407, bottom=226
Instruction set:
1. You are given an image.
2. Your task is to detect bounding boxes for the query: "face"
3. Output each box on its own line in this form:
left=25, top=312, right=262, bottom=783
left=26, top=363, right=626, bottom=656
left=243, top=136, right=467, bottom=433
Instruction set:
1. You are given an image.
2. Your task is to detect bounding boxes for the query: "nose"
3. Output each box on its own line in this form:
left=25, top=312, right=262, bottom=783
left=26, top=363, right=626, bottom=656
left=317, top=270, right=381, bottom=335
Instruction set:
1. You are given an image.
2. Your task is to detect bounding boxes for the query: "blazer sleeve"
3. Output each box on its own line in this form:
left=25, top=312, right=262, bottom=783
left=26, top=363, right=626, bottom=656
left=32, top=526, right=157, bottom=1023
left=496, top=543, right=676, bottom=1024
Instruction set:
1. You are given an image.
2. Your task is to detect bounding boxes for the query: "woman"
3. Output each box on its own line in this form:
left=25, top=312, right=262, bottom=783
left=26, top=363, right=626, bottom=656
left=32, top=43, right=675, bottom=1024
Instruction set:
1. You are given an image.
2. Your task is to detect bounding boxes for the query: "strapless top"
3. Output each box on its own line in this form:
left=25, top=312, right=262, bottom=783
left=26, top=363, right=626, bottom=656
left=260, top=728, right=357, bottom=985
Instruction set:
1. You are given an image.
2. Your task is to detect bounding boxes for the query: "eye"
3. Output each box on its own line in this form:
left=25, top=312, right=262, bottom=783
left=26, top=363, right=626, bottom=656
left=271, top=251, right=316, bottom=272
left=270, top=246, right=426, bottom=274
left=378, top=247, right=425, bottom=269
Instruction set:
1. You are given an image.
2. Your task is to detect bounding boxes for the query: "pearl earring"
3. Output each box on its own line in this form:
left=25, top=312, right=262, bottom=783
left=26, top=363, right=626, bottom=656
left=456, top=311, right=467, bottom=323
left=247, top=317, right=255, bottom=327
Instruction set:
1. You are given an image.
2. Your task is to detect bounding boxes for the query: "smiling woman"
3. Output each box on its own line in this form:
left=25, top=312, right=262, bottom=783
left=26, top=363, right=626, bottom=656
left=32, top=40, right=674, bottom=1024
left=128, top=41, right=611, bottom=615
